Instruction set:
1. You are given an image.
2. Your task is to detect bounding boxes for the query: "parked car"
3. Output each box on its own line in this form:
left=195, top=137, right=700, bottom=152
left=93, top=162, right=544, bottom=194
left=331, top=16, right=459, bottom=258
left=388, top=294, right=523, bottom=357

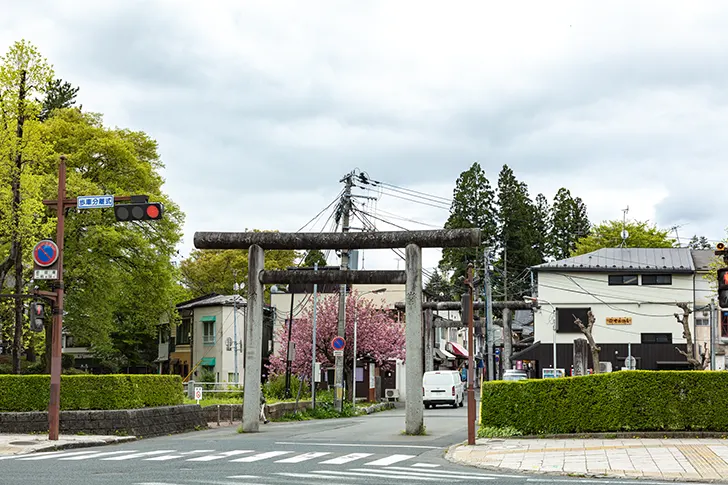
left=422, top=370, right=464, bottom=408
left=503, top=369, right=528, bottom=381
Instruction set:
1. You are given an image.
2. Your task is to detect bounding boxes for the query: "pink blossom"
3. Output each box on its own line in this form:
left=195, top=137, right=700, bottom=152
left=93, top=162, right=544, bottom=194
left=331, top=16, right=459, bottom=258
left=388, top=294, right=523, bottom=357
left=267, top=290, right=406, bottom=378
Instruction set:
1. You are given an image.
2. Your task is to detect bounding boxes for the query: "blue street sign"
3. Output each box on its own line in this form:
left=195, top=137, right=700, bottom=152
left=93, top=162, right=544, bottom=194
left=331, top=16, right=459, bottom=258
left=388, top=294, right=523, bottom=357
left=331, top=336, right=346, bottom=351
left=77, top=195, right=114, bottom=209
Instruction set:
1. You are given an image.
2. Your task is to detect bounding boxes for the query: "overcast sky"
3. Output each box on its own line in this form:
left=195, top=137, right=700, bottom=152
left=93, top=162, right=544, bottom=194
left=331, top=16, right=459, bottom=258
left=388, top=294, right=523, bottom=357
left=1, top=1, right=725, bottom=274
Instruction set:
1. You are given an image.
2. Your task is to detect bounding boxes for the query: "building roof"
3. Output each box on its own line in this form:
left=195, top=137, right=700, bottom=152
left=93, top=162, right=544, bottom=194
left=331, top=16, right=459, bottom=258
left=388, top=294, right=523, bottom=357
left=691, top=249, right=718, bottom=272
left=177, top=293, right=247, bottom=310
left=533, top=248, right=695, bottom=274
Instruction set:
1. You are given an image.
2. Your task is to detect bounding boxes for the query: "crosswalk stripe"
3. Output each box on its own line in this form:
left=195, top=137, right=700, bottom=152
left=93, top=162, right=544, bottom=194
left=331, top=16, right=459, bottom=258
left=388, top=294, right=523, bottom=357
left=230, top=451, right=290, bottom=462
left=59, top=450, right=139, bottom=461
left=364, top=454, right=415, bottom=466
left=319, top=452, right=373, bottom=465
left=352, top=467, right=496, bottom=480
left=387, top=466, right=525, bottom=479
left=187, top=450, right=252, bottom=461
left=275, top=452, right=330, bottom=463
left=277, top=472, right=359, bottom=480
left=412, top=463, right=440, bottom=468
left=309, top=469, right=450, bottom=481
left=16, top=450, right=104, bottom=460
left=102, top=450, right=175, bottom=461
left=146, top=450, right=215, bottom=461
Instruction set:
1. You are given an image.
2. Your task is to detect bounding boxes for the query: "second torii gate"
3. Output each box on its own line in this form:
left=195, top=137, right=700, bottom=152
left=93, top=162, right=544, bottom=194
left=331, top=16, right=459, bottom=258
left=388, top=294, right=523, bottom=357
left=194, top=229, right=480, bottom=434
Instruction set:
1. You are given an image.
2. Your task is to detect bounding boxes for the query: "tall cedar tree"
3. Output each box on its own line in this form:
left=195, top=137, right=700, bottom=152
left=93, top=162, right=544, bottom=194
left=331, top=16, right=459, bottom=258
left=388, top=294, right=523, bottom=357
left=302, top=249, right=327, bottom=268
left=424, top=269, right=454, bottom=301
left=532, top=193, right=551, bottom=263
left=550, top=188, right=590, bottom=260
left=39, top=78, right=79, bottom=121
left=439, top=162, right=497, bottom=298
left=495, top=165, right=542, bottom=299
left=0, top=40, right=54, bottom=372
left=687, top=235, right=712, bottom=250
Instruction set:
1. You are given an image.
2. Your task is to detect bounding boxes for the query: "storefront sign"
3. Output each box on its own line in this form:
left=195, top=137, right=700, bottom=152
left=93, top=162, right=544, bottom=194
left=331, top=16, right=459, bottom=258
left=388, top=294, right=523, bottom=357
left=606, top=316, right=632, bottom=325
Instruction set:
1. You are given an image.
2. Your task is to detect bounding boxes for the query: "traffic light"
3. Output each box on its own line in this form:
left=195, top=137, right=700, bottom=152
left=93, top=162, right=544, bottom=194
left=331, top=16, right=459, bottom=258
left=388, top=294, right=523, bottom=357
left=29, top=302, right=44, bottom=332
left=719, top=267, right=728, bottom=308
left=114, top=202, right=164, bottom=222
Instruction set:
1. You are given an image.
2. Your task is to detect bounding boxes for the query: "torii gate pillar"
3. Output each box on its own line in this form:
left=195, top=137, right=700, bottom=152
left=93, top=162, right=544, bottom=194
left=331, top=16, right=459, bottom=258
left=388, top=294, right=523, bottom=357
left=405, top=243, right=424, bottom=434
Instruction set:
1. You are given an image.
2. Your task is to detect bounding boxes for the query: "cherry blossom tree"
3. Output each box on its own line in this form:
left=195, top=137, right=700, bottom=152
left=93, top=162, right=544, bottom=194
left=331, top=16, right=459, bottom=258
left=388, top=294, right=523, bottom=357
left=267, top=290, right=405, bottom=395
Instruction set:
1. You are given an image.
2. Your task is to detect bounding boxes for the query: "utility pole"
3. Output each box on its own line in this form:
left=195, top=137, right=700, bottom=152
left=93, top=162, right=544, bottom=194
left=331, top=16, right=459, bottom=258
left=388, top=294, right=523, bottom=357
left=484, top=249, right=494, bottom=381
left=464, top=264, right=476, bottom=445
left=335, top=172, right=353, bottom=412
left=284, top=289, right=295, bottom=398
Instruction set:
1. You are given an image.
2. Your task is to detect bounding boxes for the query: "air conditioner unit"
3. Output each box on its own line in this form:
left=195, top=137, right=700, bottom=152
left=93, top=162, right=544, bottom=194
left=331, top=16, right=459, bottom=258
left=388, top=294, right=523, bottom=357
left=385, top=388, right=400, bottom=401
left=599, top=361, right=613, bottom=373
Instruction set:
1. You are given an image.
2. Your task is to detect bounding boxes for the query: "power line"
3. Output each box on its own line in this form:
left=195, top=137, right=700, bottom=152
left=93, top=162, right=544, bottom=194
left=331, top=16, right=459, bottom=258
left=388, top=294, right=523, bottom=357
left=355, top=171, right=453, bottom=204
left=353, top=182, right=451, bottom=211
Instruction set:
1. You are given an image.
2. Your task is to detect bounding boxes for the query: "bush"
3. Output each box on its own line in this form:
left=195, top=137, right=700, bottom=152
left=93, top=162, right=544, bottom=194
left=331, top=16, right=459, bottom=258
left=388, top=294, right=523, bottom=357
left=263, top=374, right=310, bottom=400
left=0, top=374, right=183, bottom=412
left=480, top=371, right=728, bottom=435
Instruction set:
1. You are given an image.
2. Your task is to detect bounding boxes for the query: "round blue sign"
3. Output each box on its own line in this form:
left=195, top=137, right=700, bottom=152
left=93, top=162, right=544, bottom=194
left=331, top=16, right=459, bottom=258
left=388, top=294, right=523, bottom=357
left=33, top=240, right=59, bottom=267
left=331, top=336, right=346, bottom=351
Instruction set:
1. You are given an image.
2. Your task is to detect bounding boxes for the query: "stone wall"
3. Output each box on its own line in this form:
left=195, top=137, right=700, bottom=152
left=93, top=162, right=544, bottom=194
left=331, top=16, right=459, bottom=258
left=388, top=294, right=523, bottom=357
left=0, top=405, right=207, bottom=437
left=203, top=401, right=313, bottom=423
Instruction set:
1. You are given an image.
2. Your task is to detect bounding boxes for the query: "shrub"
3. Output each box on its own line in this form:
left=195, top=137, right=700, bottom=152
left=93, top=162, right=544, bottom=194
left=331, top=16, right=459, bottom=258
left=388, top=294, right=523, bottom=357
left=480, top=371, right=728, bottom=435
left=263, top=373, right=310, bottom=400
left=0, top=374, right=183, bottom=412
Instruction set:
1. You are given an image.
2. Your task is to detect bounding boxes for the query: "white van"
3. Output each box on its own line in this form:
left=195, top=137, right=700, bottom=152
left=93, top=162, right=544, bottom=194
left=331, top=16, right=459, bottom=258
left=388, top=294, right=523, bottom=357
left=422, top=370, right=464, bottom=409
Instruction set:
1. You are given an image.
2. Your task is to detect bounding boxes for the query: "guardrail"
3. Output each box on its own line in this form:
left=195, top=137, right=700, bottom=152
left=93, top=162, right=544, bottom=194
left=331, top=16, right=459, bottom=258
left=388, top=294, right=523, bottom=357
left=183, top=380, right=243, bottom=399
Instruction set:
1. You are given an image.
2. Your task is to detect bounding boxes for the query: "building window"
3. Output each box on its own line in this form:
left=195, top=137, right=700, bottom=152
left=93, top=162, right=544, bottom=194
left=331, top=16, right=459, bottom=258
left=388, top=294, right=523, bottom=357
left=177, top=318, right=191, bottom=345
left=641, top=333, right=672, bottom=344
left=556, top=307, right=590, bottom=333
left=608, top=275, right=638, bottom=286
left=695, top=318, right=709, bottom=326
left=203, top=321, right=216, bottom=345
left=641, top=274, right=672, bottom=285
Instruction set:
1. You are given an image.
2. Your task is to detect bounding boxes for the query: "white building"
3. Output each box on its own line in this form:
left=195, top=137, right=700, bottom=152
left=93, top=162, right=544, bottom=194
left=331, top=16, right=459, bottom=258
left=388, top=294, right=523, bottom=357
left=514, top=248, right=720, bottom=375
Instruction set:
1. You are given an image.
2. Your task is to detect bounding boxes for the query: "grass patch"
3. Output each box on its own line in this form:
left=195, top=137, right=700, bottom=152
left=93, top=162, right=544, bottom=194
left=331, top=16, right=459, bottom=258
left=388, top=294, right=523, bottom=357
left=272, top=399, right=362, bottom=422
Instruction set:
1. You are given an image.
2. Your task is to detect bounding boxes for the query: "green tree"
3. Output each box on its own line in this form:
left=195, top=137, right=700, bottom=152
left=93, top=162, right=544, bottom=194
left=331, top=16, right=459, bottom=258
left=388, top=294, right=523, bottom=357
left=302, top=249, right=327, bottom=268
left=39, top=108, right=185, bottom=370
left=180, top=234, right=298, bottom=301
left=495, top=165, right=542, bottom=299
left=550, top=188, right=590, bottom=260
left=439, top=162, right=497, bottom=295
left=687, top=235, right=712, bottom=250
left=424, top=269, right=454, bottom=301
left=39, top=78, right=79, bottom=121
left=532, top=193, right=551, bottom=263
left=0, top=40, right=54, bottom=372
left=571, top=220, right=675, bottom=256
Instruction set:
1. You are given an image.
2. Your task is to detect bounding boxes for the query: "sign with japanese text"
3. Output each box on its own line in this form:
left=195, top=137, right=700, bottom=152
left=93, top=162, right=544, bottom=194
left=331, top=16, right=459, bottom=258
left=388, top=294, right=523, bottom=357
left=606, top=317, right=632, bottom=325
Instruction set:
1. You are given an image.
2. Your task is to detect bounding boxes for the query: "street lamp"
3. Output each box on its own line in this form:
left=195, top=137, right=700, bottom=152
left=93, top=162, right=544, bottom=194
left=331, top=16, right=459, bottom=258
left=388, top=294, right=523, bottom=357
left=352, top=288, right=387, bottom=404
left=523, top=296, right=557, bottom=371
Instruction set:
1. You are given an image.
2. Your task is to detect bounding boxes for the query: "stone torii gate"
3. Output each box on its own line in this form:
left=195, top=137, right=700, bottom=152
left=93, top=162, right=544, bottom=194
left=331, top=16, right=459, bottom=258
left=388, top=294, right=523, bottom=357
left=193, top=229, right=480, bottom=434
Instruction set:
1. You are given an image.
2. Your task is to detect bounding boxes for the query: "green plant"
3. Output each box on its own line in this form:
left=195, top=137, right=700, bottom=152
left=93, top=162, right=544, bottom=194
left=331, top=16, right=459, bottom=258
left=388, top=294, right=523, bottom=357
left=198, top=369, right=217, bottom=390
left=480, top=371, right=728, bottom=435
left=477, top=426, right=523, bottom=438
left=263, top=374, right=310, bottom=400
left=0, top=374, right=183, bottom=412
left=61, top=353, right=75, bottom=370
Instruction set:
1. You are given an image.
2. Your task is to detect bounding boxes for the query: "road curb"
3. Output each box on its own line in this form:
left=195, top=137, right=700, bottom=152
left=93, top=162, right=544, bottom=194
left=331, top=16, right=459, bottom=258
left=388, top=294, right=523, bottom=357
left=20, top=436, right=137, bottom=455
left=444, top=442, right=726, bottom=483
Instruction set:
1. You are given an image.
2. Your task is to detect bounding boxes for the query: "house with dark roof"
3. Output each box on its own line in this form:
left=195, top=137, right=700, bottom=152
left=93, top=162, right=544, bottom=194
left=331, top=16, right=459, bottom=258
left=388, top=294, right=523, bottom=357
left=514, top=248, right=720, bottom=376
left=159, top=293, right=275, bottom=383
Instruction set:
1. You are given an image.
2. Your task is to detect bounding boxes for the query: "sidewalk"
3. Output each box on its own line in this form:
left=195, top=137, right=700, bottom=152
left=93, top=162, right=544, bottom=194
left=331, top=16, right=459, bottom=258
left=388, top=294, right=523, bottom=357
left=447, top=438, right=728, bottom=482
left=0, top=434, right=136, bottom=456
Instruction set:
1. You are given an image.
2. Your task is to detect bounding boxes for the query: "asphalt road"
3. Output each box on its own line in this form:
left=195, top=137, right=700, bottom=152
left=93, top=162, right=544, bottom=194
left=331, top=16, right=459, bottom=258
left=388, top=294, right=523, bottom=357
left=1, top=403, right=684, bottom=485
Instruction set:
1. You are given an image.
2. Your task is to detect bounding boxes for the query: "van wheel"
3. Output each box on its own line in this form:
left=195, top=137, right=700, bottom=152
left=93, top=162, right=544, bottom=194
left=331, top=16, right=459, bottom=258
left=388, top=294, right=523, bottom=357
left=452, top=400, right=458, bottom=408
left=424, top=403, right=430, bottom=409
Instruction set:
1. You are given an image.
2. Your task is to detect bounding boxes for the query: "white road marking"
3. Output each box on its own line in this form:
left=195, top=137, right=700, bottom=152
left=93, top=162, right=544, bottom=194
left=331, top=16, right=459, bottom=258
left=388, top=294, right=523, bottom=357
left=527, top=481, right=684, bottom=485
left=59, top=450, right=138, bottom=460
left=355, top=467, right=496, bottom=480
left=364, top=454, right=415, bottom=466
left=134, top=482, right=184, bottom=485
left=275, top=452, right=330, bottom=463
left=309, top=469, right=452, bottom=481
left=388, top=466, right=524, bottom=478
left=276, top=441, right=439, bottom=449
left=230, top=451, right=291, bottom=462
left=411, top=463, right=440, bottom=468
left=146, top=449, right=215, bottom=461
left=16, top=450, right=108, bottom=460
left=102, top=450, right=176, bottom=461
left=187, top=450, right=252, bottom=461
left=226, top=476, right=262, bottom=480
left=277, top=472, right=359, bottom=480
left=319, top=452, right=373, bottom=464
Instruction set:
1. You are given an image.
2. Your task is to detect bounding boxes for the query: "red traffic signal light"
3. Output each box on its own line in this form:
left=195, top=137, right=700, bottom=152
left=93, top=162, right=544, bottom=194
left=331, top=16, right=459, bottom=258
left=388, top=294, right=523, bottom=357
left=114, top=202, right=164, bottom=222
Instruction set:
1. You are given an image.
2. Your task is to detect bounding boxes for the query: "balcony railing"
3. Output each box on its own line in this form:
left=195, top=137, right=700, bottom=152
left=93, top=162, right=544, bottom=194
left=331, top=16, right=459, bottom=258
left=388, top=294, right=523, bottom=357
left=203, top=335, right=216, bottom=345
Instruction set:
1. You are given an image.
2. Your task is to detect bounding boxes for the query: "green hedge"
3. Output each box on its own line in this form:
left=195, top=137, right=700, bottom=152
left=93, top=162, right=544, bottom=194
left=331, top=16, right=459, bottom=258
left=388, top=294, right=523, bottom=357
left=0, top=374, right=183, bottom=412
left=480, top=371, right=728, bottom=435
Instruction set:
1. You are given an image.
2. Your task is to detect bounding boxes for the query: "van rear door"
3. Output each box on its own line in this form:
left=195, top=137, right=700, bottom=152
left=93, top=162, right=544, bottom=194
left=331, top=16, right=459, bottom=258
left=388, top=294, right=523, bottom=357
left=423, top=371, right=456, bottom=401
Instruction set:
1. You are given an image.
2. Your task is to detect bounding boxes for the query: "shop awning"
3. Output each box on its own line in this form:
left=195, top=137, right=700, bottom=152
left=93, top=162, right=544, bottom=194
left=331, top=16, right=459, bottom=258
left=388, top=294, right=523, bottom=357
left=434, top=348, right=455, bottom=362
left=200, top=357, right=216, bottom=366
left=447, top=341, right=469, bottom=358
left=200, top=316, right=216, bottom=322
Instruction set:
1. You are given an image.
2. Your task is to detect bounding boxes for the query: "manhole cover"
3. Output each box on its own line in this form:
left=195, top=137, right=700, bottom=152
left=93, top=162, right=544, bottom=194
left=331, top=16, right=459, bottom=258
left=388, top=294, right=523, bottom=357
left=9, top=441, right=38, bottom=446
